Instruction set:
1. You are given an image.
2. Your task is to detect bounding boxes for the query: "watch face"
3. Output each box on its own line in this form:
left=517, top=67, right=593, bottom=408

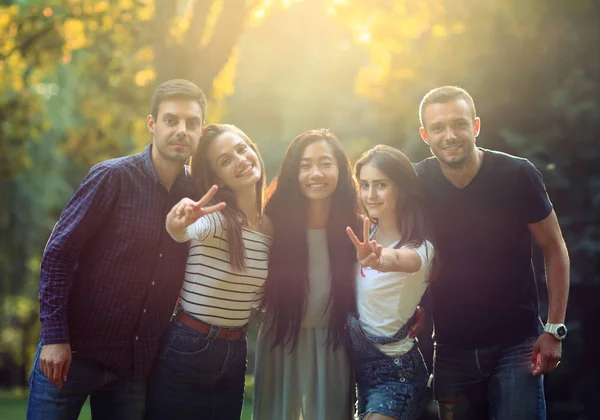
left=557, top=326, right=566, bottom=337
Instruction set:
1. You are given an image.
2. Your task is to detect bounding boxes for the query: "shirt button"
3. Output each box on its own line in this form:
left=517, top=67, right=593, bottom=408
left=394, top=358, right=400, bottom=365
left=143, top=308, right=147, bottom=314
left=151, top=281, right=155, bottom=286
left=135, top=336, right=139, bottom=341
left=159, top=253, right=163, bottom=258
left=400, top=377, right=406, bottom=382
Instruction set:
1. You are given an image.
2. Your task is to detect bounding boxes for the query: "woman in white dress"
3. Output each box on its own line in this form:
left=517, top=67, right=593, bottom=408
left=253, top=129, right=358, bottom=420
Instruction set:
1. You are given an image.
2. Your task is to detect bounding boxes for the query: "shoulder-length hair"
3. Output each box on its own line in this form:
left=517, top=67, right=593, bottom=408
left=354, top=144, right=437, bottom=279
left=190, top=124, right=266, bottom=272
left=260, top=129, right=358, bottom=350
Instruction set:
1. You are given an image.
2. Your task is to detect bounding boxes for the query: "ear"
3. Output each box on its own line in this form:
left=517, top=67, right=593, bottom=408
left=419, top=127, right=430, bottom=146
left=147, top=115, right=155, bottom=133
left=473, top=117, right=481, bottom=138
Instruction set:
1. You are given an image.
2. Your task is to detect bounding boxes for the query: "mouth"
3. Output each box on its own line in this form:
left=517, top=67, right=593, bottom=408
left=237, top=164, right=254, bottom=178
left=443, top=144, right=461, bottom=152
left=366, top=203, right=381, bottom=208
left=307, top=183, right=328, bottom=189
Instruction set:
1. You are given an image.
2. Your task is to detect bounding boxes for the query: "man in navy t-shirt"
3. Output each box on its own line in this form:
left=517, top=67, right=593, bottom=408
left=415, top=86, right=570, bottom=420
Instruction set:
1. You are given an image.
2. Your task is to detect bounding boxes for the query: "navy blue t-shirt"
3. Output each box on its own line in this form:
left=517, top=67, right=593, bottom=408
left=415, top=148, right=553, bottom=349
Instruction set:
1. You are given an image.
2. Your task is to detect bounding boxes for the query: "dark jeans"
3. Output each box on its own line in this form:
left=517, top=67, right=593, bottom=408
left=145, top=319, right=247, bottom=420
left=27, top=342, right=146, bottom=420
left=433, top=336, right=546, bottom=420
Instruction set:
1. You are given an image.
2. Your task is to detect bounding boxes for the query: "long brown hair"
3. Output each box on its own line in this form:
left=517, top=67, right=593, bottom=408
left=259, top=129, right=358, bottom=350
left=355, top=144, right=437, bottom=280
left=190, top=124, right=266, bottom=271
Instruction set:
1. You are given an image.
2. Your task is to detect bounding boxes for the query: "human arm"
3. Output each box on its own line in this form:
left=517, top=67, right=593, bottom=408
left=166, top=185, right=226, bottom=241
left=529, top=210, right=570, bottom=376
left=39, top=163, right=119, bottom=386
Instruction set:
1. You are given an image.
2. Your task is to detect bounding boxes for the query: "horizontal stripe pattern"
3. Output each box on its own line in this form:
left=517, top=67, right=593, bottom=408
left=180, top=212, right=270, bottom=326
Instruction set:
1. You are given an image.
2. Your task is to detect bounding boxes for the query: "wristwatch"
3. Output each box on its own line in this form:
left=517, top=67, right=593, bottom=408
left=543, top=323, right=567, bottom=340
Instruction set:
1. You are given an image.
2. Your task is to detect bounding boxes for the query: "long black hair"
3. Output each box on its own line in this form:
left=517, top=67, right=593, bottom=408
left=259, top=129, right=358, bottom=350
left=190, top=124, right=266, bottom=272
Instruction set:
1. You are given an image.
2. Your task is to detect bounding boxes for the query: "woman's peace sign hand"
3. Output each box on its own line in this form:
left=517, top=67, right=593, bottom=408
left=346, top=217, right=382, bottom=270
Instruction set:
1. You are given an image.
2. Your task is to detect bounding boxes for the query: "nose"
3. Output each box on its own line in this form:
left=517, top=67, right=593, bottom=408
left=444, top=126, right=457, bottom=140
left=175, top=119, right=188, bottom=136
left=368, top=186, right=377, bottom=199
left=308, top=165, right=323, bottom=178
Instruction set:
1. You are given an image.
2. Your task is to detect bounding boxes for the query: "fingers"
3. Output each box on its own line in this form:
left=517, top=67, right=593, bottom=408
left=346, top=226, right=361, bottom=248
left=201, top=201, right=226, bottom=216
left=197, top=185, right=219, bottom=208
left=408, top=306, right=426, bottom=338
left=359, top=252, right=380, bottom=269
left=363, top=217, right=371, bottom=242
left=62, top=355, right=72, bottom=383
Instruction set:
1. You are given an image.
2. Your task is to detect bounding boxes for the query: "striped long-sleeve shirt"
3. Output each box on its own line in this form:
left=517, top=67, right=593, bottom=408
left=172, top=212, right=271, bottom=326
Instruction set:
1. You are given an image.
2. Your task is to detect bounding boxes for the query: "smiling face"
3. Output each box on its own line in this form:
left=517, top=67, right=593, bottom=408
left=297, top=140, right=340, bottom=203
left=148, top=99, right=204, bottom=164
left=358, top=162, right=399, bottom=222
left=207, top=131, right=262, bottom=192
left=419, top=99, right=480, bottom=169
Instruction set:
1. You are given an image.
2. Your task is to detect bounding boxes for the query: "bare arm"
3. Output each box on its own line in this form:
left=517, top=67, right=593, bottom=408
left=528, top=209, right=570, bottom=376
left=528, top=210, right=570, bottom=324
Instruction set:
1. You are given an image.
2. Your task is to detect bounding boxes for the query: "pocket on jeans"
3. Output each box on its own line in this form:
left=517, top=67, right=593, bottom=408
left=164, top=327, right=211, bottom=356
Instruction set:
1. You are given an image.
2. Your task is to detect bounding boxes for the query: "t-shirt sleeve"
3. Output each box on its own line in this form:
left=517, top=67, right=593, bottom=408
left=406, top=240, right=435, bottom=272
left=518, top=160, right=553, bottom=224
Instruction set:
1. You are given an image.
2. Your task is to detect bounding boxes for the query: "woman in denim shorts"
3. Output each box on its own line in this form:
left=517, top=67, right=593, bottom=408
left=346, top=145, right=436, bottom=419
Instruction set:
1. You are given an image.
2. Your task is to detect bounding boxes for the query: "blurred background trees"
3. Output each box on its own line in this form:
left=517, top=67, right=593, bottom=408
left=1, top=0, right=598, bottom=417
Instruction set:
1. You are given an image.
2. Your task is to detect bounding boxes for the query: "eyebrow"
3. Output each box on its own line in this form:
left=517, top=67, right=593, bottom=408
left=162, top=113, right=202, bottom=122
left=359, top=178, right=388, bottom=183
left=300, top=155, right=334, bottom=162
left=217, top=141, right=245, bottom=163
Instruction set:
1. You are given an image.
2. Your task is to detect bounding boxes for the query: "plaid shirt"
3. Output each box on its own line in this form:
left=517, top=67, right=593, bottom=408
left=39, top=143, right=197, bottom=377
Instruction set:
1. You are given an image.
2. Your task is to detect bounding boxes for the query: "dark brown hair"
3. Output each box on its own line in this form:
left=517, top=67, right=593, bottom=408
left=151, top=79, right=207, bottom=121
left=190, top=124, right=266, bottom=271
left=355, top=144, right=437, bottom=280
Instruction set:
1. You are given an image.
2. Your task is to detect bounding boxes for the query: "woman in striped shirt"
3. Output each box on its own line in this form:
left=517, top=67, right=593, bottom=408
left=146, top=124, right=273, bottom=420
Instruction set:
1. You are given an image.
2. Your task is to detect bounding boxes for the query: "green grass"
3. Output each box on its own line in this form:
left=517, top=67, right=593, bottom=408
left=0, top=376, right=254, bottom=419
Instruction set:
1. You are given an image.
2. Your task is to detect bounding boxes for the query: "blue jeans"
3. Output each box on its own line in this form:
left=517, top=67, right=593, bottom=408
left=433, top=336, right=546, bottom=420
left=145, top=319, right=247, bottom=420
left=347, top=314, right=428, bottom=419
left=27, top=342, right=146, bottom=420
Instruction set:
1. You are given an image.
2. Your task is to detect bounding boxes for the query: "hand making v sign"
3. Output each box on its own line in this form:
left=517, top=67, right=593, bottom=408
left=346, top=216, right=383, bottom=270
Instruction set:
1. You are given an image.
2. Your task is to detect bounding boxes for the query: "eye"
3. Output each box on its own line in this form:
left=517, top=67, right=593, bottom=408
left=221, top=158, right=231, bottom=166
left=360, top=182, right=369, bottom=190
left=238, top=144, right=248, bottom=153
left=377, top=182, right=387, bottom=189
left=320, top=162, right=333, bottom=167
left=455, top=121, right=467, bottom=129
left=165, top=117, right=174, bottom=125
left=188, top=120, right=200, bottom=129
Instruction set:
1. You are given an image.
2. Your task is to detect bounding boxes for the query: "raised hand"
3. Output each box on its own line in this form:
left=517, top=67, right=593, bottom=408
left=346, top=217, right=382, bottom=269
left=166, top=185, right=226, bottom=237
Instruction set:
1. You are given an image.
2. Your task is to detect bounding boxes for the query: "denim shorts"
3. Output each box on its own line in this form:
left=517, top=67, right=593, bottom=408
left=354, top=345, right=429, bottom=419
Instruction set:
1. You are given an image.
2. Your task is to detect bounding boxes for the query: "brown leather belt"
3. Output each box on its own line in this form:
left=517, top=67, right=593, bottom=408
left=176, top=311, right=247, bottom=341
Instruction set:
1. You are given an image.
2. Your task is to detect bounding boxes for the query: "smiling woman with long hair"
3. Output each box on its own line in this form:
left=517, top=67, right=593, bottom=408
left=146, top=124, right=273, bottom=420
left=346, top=145, right=435, bottom=420
left=253, top=129, right=358, bottom=419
